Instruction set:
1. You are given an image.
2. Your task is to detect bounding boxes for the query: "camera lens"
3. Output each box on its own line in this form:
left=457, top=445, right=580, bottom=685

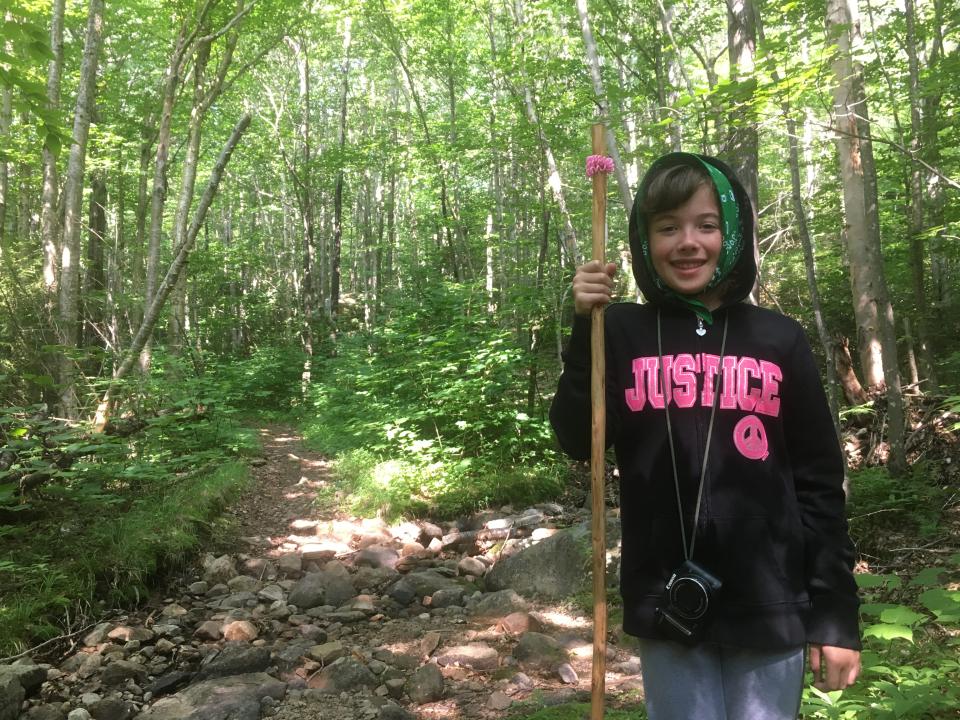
left=670, top=577, right=709, bottom=619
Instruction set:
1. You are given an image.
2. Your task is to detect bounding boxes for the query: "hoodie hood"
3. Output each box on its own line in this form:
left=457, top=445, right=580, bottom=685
left=629, top=153, right=756, bottom=319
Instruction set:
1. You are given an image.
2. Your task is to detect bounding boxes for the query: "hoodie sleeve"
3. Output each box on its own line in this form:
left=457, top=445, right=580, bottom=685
left=549, top=314, right=620, bottom=461
left=782, top=326, right=861, bottom=650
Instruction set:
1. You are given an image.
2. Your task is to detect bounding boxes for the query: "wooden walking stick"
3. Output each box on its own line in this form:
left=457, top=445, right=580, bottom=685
left=588, top=122, right=609, bottom=720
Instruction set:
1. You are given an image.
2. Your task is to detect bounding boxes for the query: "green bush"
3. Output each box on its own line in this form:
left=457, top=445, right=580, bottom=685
left=304, top=282, right=565, bottom=519
left=800, top=560, right=960, bottom=719
left=213, top=344, right=308, bottom=415
left=847, top=465, right=949, bottom=552
left=0, top=350, right=267, bottom=655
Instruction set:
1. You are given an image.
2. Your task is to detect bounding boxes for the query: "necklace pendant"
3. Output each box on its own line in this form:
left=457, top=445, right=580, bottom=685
left=696, top=318, right=707, bottom=336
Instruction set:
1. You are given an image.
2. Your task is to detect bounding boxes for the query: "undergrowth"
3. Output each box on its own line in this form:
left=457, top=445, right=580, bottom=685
left=798, top=462, right=960, bottom=718
left=0, top=351, right=268, bottom=656
left=510, top=702, right=643, bottom=720
left=303, top=283, right=565, bottom=520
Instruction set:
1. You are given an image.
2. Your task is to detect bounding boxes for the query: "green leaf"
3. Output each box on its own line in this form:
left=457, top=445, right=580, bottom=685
left=878, top=606, right=927, bottom=626
left=919, top=588, right=960, bottom=622
left=909, top=567, right=944, bottom=586
left=863, top=623, right=914, bottom=642
left=855, top=573, right=900, bottom=589
left=808, top=686, right=843, bottom=704
left=859, top=602, right=900, bottom=618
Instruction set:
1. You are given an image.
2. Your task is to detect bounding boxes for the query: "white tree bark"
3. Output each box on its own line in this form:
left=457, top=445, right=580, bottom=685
left=520, top=85, right=582, bottom=268
left=56, top=0, right=105, bottom=418
left=512, top=0, right=581, bottom=267
left=168, top=39, right=212, bottom=352
left=903, top=0, right=936, bottom=387
left=575, top=0, right=632, bottom=216
left=41, top=0, right=67, bottom=297
left=0, top=79, right=10, bottom=249
left=95, top=114, right=252, bottom=429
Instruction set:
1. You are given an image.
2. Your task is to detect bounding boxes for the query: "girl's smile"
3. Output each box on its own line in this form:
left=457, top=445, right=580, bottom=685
left=648, top=183, right=723, bottom=308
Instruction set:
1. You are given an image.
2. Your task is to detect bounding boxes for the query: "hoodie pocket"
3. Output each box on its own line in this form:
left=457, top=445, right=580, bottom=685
left=703, top=517, right=805, bottom=607
left=621, top=517, right=678, bottom=598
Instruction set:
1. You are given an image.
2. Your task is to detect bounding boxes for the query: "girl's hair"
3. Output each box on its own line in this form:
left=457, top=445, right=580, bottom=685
left=639, top=163, right=711, bottom=215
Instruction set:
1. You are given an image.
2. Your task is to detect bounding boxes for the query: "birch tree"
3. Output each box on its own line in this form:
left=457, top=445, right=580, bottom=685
left=575, top=0, right=632, bottom=216
left=727, top=0, right=759, bottom=301
left=826, top=0, right=905, bottom=474
left=40, top=0, right=66, bottom=299
left=509, top=0, right=581, bottom=268
left=330, top=17, right=352, bottom=319
left=95, top=114, right=252, bottom=428
left=903, top=0, right=937, bottom=388
left=57, top=0, right=105, bottom=418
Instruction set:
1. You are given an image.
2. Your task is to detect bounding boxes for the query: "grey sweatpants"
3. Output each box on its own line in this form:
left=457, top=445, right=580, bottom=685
left=638, top=639, right=805, bottom=720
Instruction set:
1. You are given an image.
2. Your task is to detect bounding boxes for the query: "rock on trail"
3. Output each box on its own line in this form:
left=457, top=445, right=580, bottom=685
left=1, top=426, right=642, bottom=720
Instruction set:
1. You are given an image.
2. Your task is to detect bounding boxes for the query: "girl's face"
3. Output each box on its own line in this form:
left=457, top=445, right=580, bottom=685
left=648, top=182, right=723, bottom=309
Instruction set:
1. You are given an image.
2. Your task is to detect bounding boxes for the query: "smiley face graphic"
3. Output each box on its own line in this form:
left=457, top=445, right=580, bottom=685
left=734, top=414, right=769, bottom=461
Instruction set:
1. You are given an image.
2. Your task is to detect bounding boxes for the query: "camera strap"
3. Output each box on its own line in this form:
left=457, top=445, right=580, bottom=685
left=657, top=309, right=729, bottom=561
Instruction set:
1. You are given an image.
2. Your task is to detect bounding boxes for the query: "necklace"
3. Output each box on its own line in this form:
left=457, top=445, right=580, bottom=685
left=696, top=317, right=707, bottom=336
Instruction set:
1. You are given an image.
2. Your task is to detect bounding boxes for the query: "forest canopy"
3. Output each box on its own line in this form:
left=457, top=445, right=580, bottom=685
left=1, top=0, right=956, bottom=426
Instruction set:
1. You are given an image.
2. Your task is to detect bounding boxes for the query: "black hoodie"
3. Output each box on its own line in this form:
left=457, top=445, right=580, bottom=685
left=550, top=154, right=861, bottom=650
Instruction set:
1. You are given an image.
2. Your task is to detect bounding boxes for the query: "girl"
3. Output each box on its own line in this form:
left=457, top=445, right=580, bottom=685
left=550, top=153, right=861, bottom=720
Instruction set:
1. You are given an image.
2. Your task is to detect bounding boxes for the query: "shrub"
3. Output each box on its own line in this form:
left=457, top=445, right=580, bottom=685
left=800, top=560, right=960, bottom=719
left=304, top=282, right=565, bottom=519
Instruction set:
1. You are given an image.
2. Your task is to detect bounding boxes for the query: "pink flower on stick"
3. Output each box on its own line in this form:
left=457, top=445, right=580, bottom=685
left=586, top=155, right=614, bottom=178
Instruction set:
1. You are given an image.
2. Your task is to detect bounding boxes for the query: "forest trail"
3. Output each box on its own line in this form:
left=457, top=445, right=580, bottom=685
left=12, top=425, right=644, bottom=720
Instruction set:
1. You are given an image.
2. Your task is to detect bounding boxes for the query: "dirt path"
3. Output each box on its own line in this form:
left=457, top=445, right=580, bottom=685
left=231, top=426, right=340, bottom=548
left=13, top=425, right=644, bottom=720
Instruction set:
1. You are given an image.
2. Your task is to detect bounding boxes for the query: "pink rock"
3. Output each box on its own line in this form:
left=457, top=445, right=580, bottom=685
left=222, top=620, right=259, bottom=642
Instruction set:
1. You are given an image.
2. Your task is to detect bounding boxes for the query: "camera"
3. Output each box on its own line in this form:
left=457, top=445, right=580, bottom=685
left=655, top=559, right=723, bottom=643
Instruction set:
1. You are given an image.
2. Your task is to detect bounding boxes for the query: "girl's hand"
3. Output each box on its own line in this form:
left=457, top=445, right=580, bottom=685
left=572, top=261, right=618, bottom=317
left=809, top=643, right=860, bottom=691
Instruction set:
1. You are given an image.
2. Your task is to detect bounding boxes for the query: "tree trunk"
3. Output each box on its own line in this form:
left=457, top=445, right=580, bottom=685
left=654, top=0, right=688, bottom=151
left=0, top=83, right=10, bottom=249
left=902, top=316, right=920, bottom=390
left=509, top=0, right=580, bottom=269
left=826, top=0, right=906, bottom=474
left=486, top=1, right=502, bottom=313
left=82, top=168, right=107, bottom=350
left=283, top=35, right=319, bottom=355
left=330, top=18, right=351, bottom=320
left=15, top=118, right=32, bottom=241
left=373, top=8, right=458, bottom=281
left=903, top=0, right=937, bottom=388
left=168, top=39, right=213, bottom=353
left=924, top=0, right=950, bottom=312
left=41, top=0, right=67, bottom=298
left=95, top=114, right=252, bottom=428
left=785, top=111, right=840, bottom=434
left=447, top=65, right=473, bottom=280
left=575, top=0, right=632, bottom=216
left=833, top=336, right=869, bottom=405
left=128, top=130, right=154, bottom=337
left=57, top=0, right=105, bottom=419
left=142, top=21, right=194, bottom=373
left=519, top=84, right=581, bottom=268
left=107, top=158, right=124, bottom=359
left=727, top=0, right=760, bottom=302
left=726, top=0, right=758, bottom=208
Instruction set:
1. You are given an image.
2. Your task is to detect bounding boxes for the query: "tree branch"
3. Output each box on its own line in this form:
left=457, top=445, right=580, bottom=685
left=198, top=0, right=256, bottom=45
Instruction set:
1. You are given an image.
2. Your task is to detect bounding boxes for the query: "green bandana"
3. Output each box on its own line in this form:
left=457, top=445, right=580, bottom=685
left=636, top=155, right=743, bottom=325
